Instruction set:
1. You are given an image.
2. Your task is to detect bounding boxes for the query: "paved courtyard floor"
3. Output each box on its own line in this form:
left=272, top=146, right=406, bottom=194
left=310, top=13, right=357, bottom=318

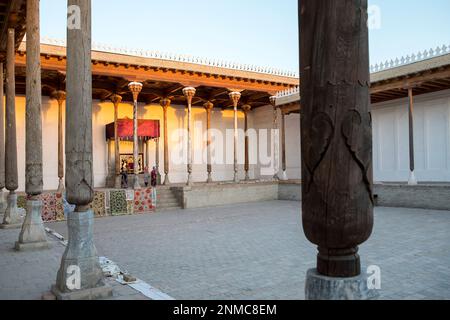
left=1, top=201, right=449, bottom=300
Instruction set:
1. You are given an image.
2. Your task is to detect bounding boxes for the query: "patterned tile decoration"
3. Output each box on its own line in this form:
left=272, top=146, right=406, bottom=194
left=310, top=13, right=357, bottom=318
left=40, top=192, right=57, bottom=222
left=110, top=190, right=127, bottom=216
left=90, top=191, right=107, bottom=217
left=134, top=188, right=153, bottom=214
left=127, top=201, right=134, bottom=215
left=17, top=195, right=27, bottom=210
left=55, top=193, right=65, bottom=221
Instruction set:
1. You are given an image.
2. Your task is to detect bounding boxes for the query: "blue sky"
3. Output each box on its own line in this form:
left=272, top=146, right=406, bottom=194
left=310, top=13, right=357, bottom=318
left=40, top=0, right=450, bottom=74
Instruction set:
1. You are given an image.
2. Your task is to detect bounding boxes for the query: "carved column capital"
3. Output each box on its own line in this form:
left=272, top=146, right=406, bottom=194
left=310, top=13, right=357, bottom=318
left=110, top=94, right=122, bottom=106
left=204, top=101, right=214, bottom=112
left=160, top=98, right=171, bottom=109
left=242, top=104, right=252, bottom=114
left=183, top=87, right=196, bottom=104
left=269, top=96, right=277, bottom=108
left=229, top=92, right=242, bottom=107
left=128, top=82, right=143, bottom=102
left=53, top=90, right=66, bottom=104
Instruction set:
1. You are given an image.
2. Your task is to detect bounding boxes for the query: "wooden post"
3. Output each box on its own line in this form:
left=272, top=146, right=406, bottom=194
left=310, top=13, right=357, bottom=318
left=128, top=82, right=143, bottom=189
left=160, top=98, right=171, bottom=185
left=229, top=92, right=241, bottom=183
left=1, top=28, right=20, bottom=228
left=53, top=0, right=112, bottom=300
left=204, top=101, right=214, bottom=183
left=183, top=87, right=196, bottom=186
left=300, top=0, right=374, bottom=278
left=242, top=105, right=252, bottom=181
left=55, top=91, right=66, bottom=192
left=270, top=96, right=280, bottom=180
left=155, top=138, right=161, bottom=184
left=16, top=0, right=50, bottom=250
left=111, top=94, right=122, bottom=188
left=281, top=110, right=287, bottom=180
left=408, top=88, right=417, bottom=185
left=0, top=63, right=5, bottom=214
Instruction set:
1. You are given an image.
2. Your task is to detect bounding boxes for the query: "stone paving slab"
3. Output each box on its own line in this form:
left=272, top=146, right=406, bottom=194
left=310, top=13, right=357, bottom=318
left=1, top=201, right=450, bottom=300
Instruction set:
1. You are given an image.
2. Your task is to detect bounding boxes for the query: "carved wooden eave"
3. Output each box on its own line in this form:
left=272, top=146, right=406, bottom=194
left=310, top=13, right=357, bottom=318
left=15, top=41, right=299, bottom=109
left=370, top=53, right=450, bottom=103
left=274, top=52, right=450, bottom=112
left=0, top=0, right=26, bottom=60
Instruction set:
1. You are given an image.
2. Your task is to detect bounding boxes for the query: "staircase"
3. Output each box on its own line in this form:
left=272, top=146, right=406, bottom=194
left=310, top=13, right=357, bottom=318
left=155, top=187, right=182, bottom=211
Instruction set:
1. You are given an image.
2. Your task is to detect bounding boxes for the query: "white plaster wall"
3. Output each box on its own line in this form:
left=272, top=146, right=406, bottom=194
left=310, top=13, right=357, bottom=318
left=372, top=89, right=450, bottom=182
left=251, top=105, right=301, bottom=180
left=13, top=95, right=261, bottom=191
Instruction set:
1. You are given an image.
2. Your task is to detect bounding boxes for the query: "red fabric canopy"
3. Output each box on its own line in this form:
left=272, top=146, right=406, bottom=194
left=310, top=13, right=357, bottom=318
left=106, top=119, right=160, bottom=141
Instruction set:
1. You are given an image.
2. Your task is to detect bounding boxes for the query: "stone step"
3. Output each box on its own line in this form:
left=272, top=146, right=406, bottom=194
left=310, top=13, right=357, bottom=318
left=156, top=201, right=180, bottom=207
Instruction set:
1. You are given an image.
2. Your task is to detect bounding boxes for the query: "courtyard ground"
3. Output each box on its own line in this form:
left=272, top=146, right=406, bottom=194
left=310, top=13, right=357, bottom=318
left=0, top=200, right=449, bottom=300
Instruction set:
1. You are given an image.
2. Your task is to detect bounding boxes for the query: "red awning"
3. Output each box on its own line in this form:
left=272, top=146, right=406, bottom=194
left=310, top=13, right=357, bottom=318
left=106, top=119, right=160, bottom=141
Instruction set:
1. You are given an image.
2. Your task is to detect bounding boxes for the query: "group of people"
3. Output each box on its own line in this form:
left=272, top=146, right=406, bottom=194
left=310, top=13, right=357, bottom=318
left=120, top=166, right=158, bottom=189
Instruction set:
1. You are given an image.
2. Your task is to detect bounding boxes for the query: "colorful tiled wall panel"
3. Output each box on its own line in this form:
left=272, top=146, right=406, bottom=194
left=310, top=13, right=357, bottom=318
left=41, top=193, right=57, bottom=222
left=134, top=188, right=153, bottom=213
left=90, top=191, right=107, bottom=218
left=110, top=190, right=128, bottom=216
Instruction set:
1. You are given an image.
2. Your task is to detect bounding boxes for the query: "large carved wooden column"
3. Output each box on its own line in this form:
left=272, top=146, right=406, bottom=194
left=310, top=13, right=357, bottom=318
left=204, top=101, right=214, bottom=183
left=229, top=92, right=241, bottom=183
left=129, top=82, right=143, bottom=189
left=155, top=138, right=161, bottom=184
left=301, top=0, right=375, bottom=299
left=407, top=88, right=418, bottom=185
left=280, top=110, right=288, bottom=181
left=15, top=0, right=50, bottom=250
left=269, top=96, right=280, bottom=180
left=111, top=94, right=122, bottom=188
left=242, top=104, right=252, bottom=181
left=183, top=87, right=196, bottom=186
left=0, top=63, right=5, bottom=214
left=54, top=91, right=66, bottom=192
left=53, top=0, right=111, bottom=300
left=1, top=28, right=21, bottom=229
left=160, top=98, right=171, bottom=185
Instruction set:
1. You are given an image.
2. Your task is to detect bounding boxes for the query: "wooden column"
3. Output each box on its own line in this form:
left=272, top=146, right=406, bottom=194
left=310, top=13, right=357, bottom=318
left=0, top=63, right=5, bottom=213
left=408, top=88, right=417, bottom=185
left=1, top=28, right=20, bottom=228
left=54, top=91, right=66, bottom=192
left=300, top=0, right=373, bottom=277
left=160, top=98, right=171, bottom=185
left=183, top=87, right=196, bottom=186
left=204, top=101, right=214, bottom=183
left=281, top=110, right=288, bottom=180
left=270, top=96, right=280, bottom=180
left=242, top=104, right=252, bottom=181
left=155, top=138, right=161, bottom=184
left=111, top=94, right=122, bottom=188
left=128, top=82, right=143, bottom=189
left=229, top=92, right=242, bottom=183
left=16, top=0, right=50, bottom=249
left=53, top=0, right=111, bottom=299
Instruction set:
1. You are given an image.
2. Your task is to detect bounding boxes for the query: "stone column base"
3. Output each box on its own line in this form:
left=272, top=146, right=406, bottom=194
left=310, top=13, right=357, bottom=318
left=57, top=178, right=65, bottom=193
left=1, top=193, right=23, bottom=229
left=52, top=210, right=112, bottom=300
left=163, top=174, right=170, bottom=186
left=0, top=190, right=6, bottom=214
left=114, top=175, right=122, bottom=189
left=305, top=269, right=379, bottom=300
left=51, top=284, right=112, bottom=301
left=15, top=241, right=51, bottom=251
left=15, top=200, right=50, bottom=251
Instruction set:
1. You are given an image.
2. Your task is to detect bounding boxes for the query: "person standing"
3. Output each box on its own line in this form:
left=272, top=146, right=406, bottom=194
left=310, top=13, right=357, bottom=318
left=143, top=166, right=150, bottom=187
left=151, top=166, right=158, bottom=207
